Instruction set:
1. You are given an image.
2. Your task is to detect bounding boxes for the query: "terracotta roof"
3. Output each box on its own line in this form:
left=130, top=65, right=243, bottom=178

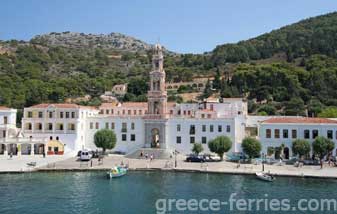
left=167, top=102, right=176, bottom=107
left=0, top=106, right=10, bottom=110
left=262, top=117, right=337, bottom=124
left=28, top=103, right=96, bottom=110
left=100, top=102, right=147, bottom=108
left=120, top=102, right=147, bottom=108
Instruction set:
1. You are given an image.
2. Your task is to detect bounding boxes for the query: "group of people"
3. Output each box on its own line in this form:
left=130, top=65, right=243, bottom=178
left=140, top=151, right=154, bottom=161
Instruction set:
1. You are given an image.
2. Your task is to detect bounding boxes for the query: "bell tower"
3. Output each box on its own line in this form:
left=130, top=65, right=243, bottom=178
left=147, top=44, right=167, bottom=117
left=144, top=44, right=169, bottom=149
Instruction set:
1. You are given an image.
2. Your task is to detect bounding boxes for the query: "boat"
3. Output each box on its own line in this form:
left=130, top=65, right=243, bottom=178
left=256, top=172, right=276, bottom=182
left=107, top=166, right=128, bottom=179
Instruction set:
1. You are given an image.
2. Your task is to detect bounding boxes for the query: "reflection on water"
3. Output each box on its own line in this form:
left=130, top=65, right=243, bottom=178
left=0, top=171, right=336, bottom=214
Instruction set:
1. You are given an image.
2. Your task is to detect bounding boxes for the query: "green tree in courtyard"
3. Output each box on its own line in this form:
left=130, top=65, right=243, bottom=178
left=94, top=129, right=116, bottom=154
left=192, top=143, right=204, bottom=155
left=312, top=136, right=334, bottom=160
left=242, top=137, right=262, bottom=159
left=292, top=139, right=311, bottom=160
left=208, top=136, right=232, bottom=160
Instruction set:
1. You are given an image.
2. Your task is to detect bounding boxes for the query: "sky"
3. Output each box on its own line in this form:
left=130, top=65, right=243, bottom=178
left=1, top=0, right=337, bottom=53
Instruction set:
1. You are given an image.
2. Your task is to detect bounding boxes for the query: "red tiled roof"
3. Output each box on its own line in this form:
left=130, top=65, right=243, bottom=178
left=262, top=117, right=337, bottom=124
left=0, top=106, right=10, bottom=110
left=28, top=103, right=96, bottom=110
left=167, top=102, right=176, bottom=107
left=100, top=102, right=148, bottom=108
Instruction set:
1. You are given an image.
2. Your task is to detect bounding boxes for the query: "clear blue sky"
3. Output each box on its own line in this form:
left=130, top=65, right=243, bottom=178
left=1, top=0, right=336, bottom=53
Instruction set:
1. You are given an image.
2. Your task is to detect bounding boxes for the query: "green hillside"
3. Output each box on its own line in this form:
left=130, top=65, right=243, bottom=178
left=0, top=12, right=337, bottom=118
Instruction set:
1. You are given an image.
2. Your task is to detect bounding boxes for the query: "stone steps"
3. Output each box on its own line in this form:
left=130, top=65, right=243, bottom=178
left=125, top=148, right=173, bottom=160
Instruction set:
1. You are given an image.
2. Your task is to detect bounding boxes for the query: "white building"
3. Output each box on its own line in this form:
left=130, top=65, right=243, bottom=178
left=2, top=44, right=337, bottom=158
left=21, top=103, right=98, bottom=155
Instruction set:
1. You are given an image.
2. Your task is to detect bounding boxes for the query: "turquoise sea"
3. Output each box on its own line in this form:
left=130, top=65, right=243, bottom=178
left=0, top=171, right=336, bottom=214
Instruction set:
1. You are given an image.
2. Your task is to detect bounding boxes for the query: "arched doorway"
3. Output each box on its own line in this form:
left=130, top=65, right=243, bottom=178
left=284, top=147, right=290, bottom=159
left=34, top=143, right=45, bottom=155
left=151, top=128, right=160, bottom=148
left=8, top=144, right=17, bottom=155
left=0, top=144, right=5, bottom=155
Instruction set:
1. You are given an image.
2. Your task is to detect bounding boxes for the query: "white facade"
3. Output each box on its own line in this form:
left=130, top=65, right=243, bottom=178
left=21, top=104, right=99, bottom=155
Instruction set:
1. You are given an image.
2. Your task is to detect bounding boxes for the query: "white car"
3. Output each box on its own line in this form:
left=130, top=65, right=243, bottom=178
left=80, top=150, right=92, bottom=161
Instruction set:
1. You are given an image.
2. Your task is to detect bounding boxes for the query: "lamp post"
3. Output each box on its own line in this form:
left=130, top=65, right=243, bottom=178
left=262, top=152, right=265, bottom=172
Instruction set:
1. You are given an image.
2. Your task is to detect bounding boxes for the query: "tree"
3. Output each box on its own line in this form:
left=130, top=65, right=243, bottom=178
left=283, top=98, right=306, bottom=116
left=318, top=107, right=337, bottom=118
left=208, top=136, right=232, bottom=160
left=94, top=129, right=116, bottom=154
left=267, top=147, right=275, bottom=157
left=312, top=136, right=334, bottom=160
left=241, top=137, right=262, bottom=159
left=292, top=139, right=311, bottom=159
left=192, top=143, right=203, bottom=155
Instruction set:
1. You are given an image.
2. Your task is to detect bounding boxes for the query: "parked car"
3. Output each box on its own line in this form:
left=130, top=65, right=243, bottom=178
left=186, top=155, right=206, bottom=162
left=80, top=150, right=93, bottom=161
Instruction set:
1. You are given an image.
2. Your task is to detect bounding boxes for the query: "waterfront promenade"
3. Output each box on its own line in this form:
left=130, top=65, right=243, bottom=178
left=1, top=154, right=336, bottom=179
left=36, top=155, right=337, bottom=179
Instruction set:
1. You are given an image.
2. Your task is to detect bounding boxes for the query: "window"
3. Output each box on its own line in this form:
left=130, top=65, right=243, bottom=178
left=60, top=112, right=64, bottom=118
left=131, top=134, right=136, bottom=141
left=38, top=112, right=43, bottom=118
left=2, top=130, right=6, bottom=138
left=106, top=109, right=110, bottom=114
left=272, top=129, right=279, bottom=138
left=69, top=124, right=75, bottom=131
left=66, top=112, right=70, bottom=118
left=49, top=112, right=53, bottom=118
left=327, top=130, right=333, bottom=139
left=266, top=129, right=271, bottom=138
left=218, top=125, right=222, bottom=132
left=111, top=123, right=115, bottom=129
left=122, top=134, right=127, bottom=141
left=202, top=125, right=206, bottom=132
left=38, top=123, right=42, bottom=130
left=177, top=124, right=181, bottom=132
left=28, top=111, right=33, bottom=118
left=4, top=116, right=8, bottom=124
left=201, top=114, right=205, bottom=119
left=176, top=136, right=181, bottom=144
left=128, top=110, right=131, bottom=115
left=134, top=110, right=137, bottom=115
left=190, top=136, right=195, bottom=144
left=226, top=125, right=231, bottom=133
left=49, top=136, right=53, bottom=140
left=283, top=130, right=288, bottom=138
left=304, top=130, right=310, bottom=139
left=139, top=110, right=142, bottom=115
left=190, top=125, right=195, bottom=135
left=210, top=125, right=214, bottom=132
left=105, top=122, right=109, bottom=129
left=292, top=130, right=297, bottom=138
left=131, top=122, right=135, bottom=130
left=71, top=112, right=75, bottom=118
left=56, top=136, right=59, bottom=141
left=90, top=122, right=93, bottom=129
left=111, top=109, right=114, bottom=114
left=59, top=124, right=64, bottom=130
left=312, top=130, right=319, bottom=139
left=122, top=123, right=127, bottom=132
left=95, top=122, right=99, bottom=129
left=202, top=137, right=207, bottom=144
left=48, top=123, right=53, bottom=130
left=100, top=109, right=104, bottom=114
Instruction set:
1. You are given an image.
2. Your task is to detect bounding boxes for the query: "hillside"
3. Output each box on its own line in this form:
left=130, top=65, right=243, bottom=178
left=0, top=12, right=337, bottom=118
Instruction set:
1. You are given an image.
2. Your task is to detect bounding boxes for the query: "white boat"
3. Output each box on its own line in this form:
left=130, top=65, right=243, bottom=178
left=107, top=166, right=128, bottom=179
left=256, top=172, right=276, bottom=182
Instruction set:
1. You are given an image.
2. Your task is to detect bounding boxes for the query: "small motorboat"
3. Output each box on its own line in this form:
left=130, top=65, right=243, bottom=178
left=107, top=166, right=128, bottom=179
left=256, top=172, right=276, bottom=182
